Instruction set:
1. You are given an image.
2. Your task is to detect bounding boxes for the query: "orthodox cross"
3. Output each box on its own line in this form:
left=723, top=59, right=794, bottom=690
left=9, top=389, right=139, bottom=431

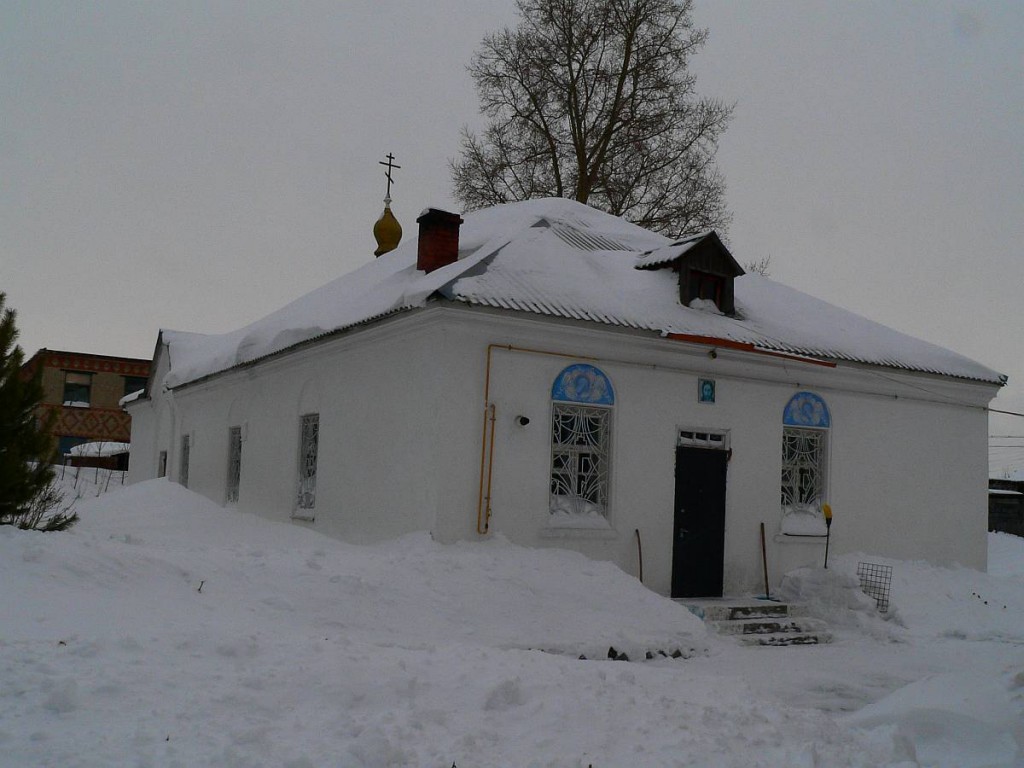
left=378, top=153, right=401, bottom=200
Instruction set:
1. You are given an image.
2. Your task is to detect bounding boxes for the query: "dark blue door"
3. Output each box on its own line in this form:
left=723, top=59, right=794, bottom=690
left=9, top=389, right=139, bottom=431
left=672, top=447, right=728, bottom=598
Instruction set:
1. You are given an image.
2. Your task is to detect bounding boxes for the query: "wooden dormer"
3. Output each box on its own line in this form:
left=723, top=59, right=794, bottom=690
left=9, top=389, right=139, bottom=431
left=635, top=231, right=744, bottom=316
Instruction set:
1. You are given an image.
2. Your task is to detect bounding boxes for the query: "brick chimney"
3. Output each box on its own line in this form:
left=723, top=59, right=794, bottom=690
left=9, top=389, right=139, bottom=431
left=416, top=208, right=464, bottom=273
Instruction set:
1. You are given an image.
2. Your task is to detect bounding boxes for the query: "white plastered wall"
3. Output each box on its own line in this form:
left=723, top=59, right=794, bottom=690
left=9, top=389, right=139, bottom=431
left=128, top=304, right=997, bottom=596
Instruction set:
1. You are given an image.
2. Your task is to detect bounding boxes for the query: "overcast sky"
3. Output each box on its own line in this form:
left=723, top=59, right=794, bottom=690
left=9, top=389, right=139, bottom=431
left=3, top=1, right=1022, bottom=470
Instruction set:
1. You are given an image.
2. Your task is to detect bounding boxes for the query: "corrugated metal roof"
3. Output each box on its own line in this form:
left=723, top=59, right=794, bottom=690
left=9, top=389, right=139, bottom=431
left=161, top=198, right=1005, bottom=388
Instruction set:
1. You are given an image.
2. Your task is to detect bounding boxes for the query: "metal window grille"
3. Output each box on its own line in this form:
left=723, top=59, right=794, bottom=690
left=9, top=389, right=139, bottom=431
left=550, top=403, right=611, bottom=516
left=226, top=426, right=242, bottom=503
left=297, top=414, right=319, bottom=510
left=781, top=427, right=826, bottom=507
left=857, top=562, right=893, bottom=613
left=179, top=435, right=190, bottom=489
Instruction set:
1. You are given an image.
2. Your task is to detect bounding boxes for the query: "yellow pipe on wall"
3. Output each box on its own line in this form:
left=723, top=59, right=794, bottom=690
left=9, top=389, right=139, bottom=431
left=475, top=343, right=598, bottom=535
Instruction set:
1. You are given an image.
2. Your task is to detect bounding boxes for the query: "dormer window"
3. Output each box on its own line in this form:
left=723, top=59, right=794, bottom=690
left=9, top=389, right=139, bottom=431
left=635, top=231, right=744, bottom=316
left=687, top=269, right=725, bottom=306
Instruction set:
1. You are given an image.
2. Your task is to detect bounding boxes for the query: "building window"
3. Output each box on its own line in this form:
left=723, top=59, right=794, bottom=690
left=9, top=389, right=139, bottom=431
left=179, top=435, right=190, bottom=488
left=226, top=426, right=242, bottom=503
left=63, top=371, right=92, bottom=407
left=296, top=413, right=319, bottom=513
left=123, top=375, right=148, bottom=398
left=780, top=392, right=831, bottom=534
left=549, top=364, right=614, bottom=523
left=158, top=451, right=167, bottom=478
left=781, top=427, right=827, bottom=508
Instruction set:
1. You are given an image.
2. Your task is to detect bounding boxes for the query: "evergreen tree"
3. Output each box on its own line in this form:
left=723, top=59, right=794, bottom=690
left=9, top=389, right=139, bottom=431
left=0, top=293, right=76, bottom=530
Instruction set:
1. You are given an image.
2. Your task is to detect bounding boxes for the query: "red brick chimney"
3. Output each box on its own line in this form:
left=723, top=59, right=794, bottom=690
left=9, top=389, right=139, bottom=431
left=416, top=208, right=464, bottom=273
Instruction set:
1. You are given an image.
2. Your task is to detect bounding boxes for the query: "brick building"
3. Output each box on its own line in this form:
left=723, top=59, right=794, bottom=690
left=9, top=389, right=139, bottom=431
left=21, top=349, right=150, bottom=458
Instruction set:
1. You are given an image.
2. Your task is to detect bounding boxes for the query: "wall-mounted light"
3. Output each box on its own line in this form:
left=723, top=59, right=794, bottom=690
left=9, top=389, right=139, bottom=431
left=708, top=348, right=718, bottom=359
left=515, top=415, right=530, bottom=426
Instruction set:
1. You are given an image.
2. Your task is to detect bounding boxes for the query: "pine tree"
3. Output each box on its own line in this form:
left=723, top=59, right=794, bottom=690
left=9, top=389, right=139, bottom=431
left=0, top=293, right=76, bottom=530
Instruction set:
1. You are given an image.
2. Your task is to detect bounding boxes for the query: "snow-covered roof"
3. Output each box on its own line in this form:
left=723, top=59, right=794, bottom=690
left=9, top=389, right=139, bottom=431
left=68, top=441, right=130, bottom=457
left=119, top=388, right=144, bottom=407
left=160, top=198, right=1005, bottom=389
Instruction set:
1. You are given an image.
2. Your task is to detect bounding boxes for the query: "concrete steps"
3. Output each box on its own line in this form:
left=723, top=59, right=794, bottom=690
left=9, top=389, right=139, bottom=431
left=680, top=599, right=832, bottom=646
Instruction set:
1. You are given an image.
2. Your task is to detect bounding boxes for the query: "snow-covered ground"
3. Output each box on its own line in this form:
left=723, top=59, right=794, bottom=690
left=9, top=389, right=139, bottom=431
left=1, top=481, right=1021, bottom=767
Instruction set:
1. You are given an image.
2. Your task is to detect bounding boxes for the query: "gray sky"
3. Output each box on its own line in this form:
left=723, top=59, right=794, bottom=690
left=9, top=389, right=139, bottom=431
left=3, top=1, right=1022, bottom=470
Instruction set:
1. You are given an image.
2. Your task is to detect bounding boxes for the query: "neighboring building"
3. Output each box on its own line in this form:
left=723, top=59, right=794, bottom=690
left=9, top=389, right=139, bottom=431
left=126, top=199, right=1005, bottom=597
left=22, top=349, right=151, bottom=459
left=989, top=470, right=1024, bottom=537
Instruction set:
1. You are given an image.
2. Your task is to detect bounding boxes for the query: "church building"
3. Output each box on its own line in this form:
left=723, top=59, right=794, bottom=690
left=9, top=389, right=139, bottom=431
left=125, top=197, right=1005, bottom=597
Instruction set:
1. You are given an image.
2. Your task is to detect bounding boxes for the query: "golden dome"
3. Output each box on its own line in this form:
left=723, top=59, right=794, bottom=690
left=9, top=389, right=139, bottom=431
left=373, top=202, right=402, bottom=257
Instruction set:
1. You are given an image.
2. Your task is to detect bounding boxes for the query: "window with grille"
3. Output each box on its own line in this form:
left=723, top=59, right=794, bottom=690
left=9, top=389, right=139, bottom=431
left=781, top=427, right=826, bottom=509
left=226, top=426, right=242, bottom=503
left=549, top=364, right=614, bottom=521
left=179, top=435, right=190, bottom=488
left=296, top=413, right=319, bottom=512
left=780, top=391, right=831, bottom=523
left=550, top=404, right=611, bottom=516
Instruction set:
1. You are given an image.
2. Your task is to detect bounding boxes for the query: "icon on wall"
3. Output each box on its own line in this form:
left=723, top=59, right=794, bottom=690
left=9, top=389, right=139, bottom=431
left=698, top=378, right=716, bottom=404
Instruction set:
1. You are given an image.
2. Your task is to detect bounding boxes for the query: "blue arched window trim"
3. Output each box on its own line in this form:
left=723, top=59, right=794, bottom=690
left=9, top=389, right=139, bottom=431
left=551, top=364, right=615, bottom=406
left=783, top=391, right=831, bottom=428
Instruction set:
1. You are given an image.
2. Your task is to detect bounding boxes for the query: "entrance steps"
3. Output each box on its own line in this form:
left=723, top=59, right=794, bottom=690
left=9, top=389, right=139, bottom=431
left=679, top=599, right=832, bottom=646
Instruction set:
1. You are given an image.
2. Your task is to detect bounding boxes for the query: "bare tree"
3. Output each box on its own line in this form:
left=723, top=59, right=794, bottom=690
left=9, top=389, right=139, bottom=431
left=452, top=0, right=733, bottom=237
left=745, top=255, right=771, bottom=276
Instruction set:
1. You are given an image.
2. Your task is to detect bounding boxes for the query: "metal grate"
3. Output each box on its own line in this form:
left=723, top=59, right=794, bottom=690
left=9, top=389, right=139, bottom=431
left=781, top=427, right=826, bottom=507
left=179, top=435, right=190, bottom=488
left=296, top=413, right=319, bottom=510
left=226, top=426, right=242, bottom=503
left=857, top=562, right=893, bottom=613
left=550, top=403, right=611, bottom=516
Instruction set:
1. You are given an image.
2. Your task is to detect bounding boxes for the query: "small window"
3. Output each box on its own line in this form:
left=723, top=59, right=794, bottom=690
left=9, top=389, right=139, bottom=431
left=179, top=435, right=190, bottom=488
left=158, top=451, right=167, bottom=478
left=123, top=375, right=148, bottom=398
left=687, top=270, right=724, bottom=307
left=63, top=372, right=92, bottom=407
left=226, top=427, right=242, bottom=503
left=296, top=413, right=319, bottom=513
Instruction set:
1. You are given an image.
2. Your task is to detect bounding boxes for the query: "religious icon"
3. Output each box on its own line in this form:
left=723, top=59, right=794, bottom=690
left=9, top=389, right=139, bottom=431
left=698, top=378, right=716, bottom=404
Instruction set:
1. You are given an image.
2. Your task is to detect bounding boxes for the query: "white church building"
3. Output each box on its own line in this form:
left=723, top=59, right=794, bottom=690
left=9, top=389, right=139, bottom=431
left=125, top=198, right=1005, bottom=597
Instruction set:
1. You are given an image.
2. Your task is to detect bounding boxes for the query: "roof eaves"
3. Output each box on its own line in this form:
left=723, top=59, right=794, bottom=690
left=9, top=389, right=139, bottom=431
left=169, top=304, right=421, bottom=391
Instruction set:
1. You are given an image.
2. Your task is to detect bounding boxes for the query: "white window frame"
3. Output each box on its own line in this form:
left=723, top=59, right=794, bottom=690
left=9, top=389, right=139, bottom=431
left=295, top=413, right=319, bottom=518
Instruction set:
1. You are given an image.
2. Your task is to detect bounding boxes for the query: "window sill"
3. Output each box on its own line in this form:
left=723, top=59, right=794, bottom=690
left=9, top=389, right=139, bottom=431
left=539, top=526, right=619, bottom=540
left=291, top=511, right=315, bottom=523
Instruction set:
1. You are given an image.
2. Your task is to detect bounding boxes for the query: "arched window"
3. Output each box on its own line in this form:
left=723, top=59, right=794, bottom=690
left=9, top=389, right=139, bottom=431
left=781, top=392, right=831, bottom=522
left=549, top=364, right=614, bottom=521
